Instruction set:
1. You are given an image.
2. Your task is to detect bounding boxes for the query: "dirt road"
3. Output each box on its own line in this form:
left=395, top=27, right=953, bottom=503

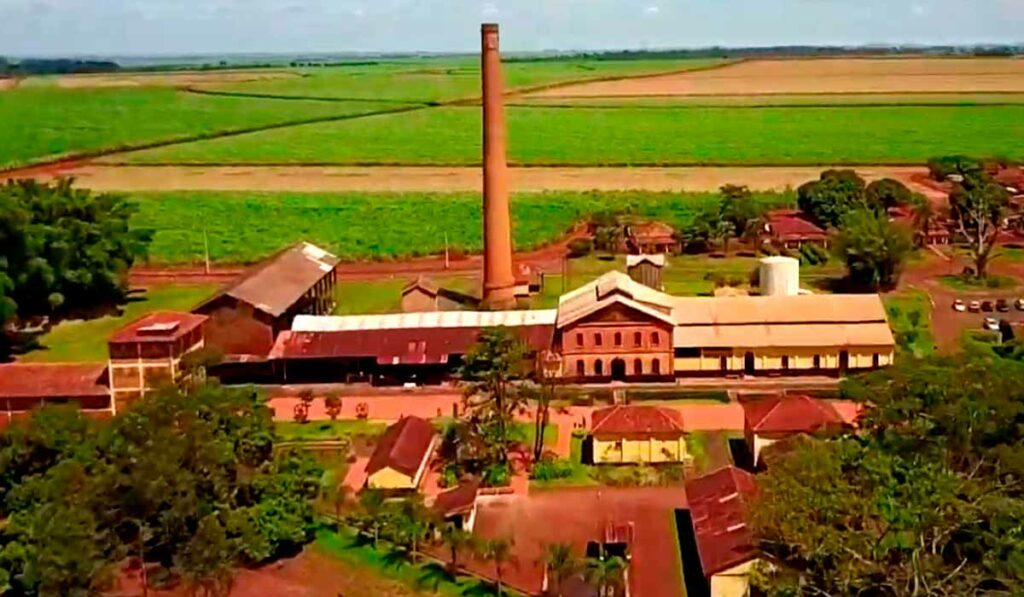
left=8, top=162, right=938, bottom=194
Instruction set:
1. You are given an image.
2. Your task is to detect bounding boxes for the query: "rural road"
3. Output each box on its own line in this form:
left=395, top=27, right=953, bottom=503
left=8, top=163, right=941, bottom=195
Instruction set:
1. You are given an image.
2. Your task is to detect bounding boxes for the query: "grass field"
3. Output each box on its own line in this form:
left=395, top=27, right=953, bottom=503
left=276, top=420, right=388, bottom=442
left=128, top=190, right=793, bottom=264
left=0, top=87, right=399, bottom=169
left=20, top=284, right=216, bottom=363
left=117, top=104, right=1024, bottom=166
left=884, top=291, right=936, bottom=358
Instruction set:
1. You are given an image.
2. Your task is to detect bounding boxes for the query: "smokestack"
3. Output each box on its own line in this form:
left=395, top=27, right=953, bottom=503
left=481, top=23, right=517, bottom=310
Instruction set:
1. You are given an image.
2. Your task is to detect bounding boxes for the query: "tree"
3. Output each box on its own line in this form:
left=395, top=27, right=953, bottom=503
left=0, top=179, right=152, bottom=356
left=719, top=184, right=763, bottom=240
left=481, top=536, right=516, bottom=596
left=752, top=355, right=1024, bottom=595
left=832, top=209, right=913, bottom=291
left=439, top=521, right=475, bottom=574
left=542, top=542, right=579, bottom=596
left=354, top=489, right=388, bottom=548
left=324, top=392, right=343, bottom=421
left=585, top=556, right=627, bottom=597
left=949, top=169, right=1010, bottom=279
left=176, top=515, right=236, bottom=597
left=392, top=496, right=432, bottom=564
left=797, top=169, right=867, bottom=228
left=865, top=178, right=912, bottom=211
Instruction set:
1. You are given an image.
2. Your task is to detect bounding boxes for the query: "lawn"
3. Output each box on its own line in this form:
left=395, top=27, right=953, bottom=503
left=937, top=274, right=1019, bottom=291
left=19, top=284, right=217, bottom=363
left=276, top=420, right=388, bottom=442
left=884, top=291, right=936, bottom=358
left=118, top=104, right=1024, bottom=166
left=0, top=86, right=397, bottom=169
left=127, top=190, right=793, bottom=264
left=335, top=277, right=479, bottom=315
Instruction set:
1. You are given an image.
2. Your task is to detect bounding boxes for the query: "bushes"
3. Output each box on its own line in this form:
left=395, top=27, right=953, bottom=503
left=530, top=458, right=576, bottom=481
left=567, top=238, right=593, bottom=258
left=799, top=242, right=829, bottom=266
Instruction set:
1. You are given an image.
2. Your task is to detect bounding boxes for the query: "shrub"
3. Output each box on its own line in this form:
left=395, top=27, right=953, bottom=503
left=530, top=459, right=575, bottom=481
left=483, top=462, right=511, bottom=487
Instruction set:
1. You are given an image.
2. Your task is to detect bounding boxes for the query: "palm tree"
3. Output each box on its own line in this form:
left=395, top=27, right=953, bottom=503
left=481, top=536, right=515, bottom=596
left=321, top=477, right=350, bottom=525
left=395, top=497, right=432, bottom=564
left=585, top=556, right=627, bottom=597
left=439, top=521, right=474, bottom=574
left=357, top=489, right=386, bottom=548
left=542, top=542, right=578, bottom=596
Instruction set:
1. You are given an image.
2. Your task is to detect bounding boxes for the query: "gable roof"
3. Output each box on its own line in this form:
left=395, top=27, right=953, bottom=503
left=687, top=466, right=759, bottom=577
left=365, top=416, right=436, bottom=478
left=557, top=271, right=675, bottom=328
left=108, top=311, right=208, bottom=344
left=591, top=405, right=685, bottom=440
left=196, top=242, right=339, bottom=318
left=626, top=254, right=666, bottom=268
left=764, top=209, right=828, bottom=241
left=431, top=479, right=480, bottom=518
left=402, top=276, right=439, bottom=297
left=742, top=395, right=845, bottom=435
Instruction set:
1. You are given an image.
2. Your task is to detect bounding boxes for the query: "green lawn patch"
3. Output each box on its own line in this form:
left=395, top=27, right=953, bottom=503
left=19, top=284, right=217, bottom=363
left=937, top=274, right=1019, bottom=291
left=530, top=432, right=600, bottom=490
left=276, top=420, right=388, bottom=442
left=121, top=104, right=1024, bottom=166
left=0, top=86, right=394, bottom=169
left=884, top=291, right=936, bottom=358
left=127, top=190, right=792, bottom=264
left=510, top=422, right=558, bottom=450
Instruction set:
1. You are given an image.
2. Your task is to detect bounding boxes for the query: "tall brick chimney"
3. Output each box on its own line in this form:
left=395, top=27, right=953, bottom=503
left=480, top=23, right=517, bottom=310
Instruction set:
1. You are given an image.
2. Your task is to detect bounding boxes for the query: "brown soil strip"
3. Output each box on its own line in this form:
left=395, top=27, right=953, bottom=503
left=10, top=163, right=934, bottom=194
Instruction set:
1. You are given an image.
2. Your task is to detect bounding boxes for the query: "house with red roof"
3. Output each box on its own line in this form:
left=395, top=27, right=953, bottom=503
left=365, top=416, right=436, bottom=491
left=741, top=394, right=846, bottom=467
left=686, top=466, right=760, bottom=597
left=589, top=405, right=689, bottom=464
left=760, top=209, right=829, bottom=250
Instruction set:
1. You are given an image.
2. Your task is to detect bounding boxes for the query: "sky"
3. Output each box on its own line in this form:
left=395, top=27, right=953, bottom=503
left=1, top=0, right=1022, bottom=57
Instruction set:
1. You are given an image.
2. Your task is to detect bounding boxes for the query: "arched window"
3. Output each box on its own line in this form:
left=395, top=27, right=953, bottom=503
left=634, top=359, right=643, bottom=375
left=576, top=360, right=585, bottom=377
left=594, top=333, right=603, bottom=347
left=634, top=332, right=642, bottom=347
left=614, top=332, right=622, bottom=347
left=594, top=360, right=604, bottom=376
left=652, top=359, right=661, bottom=375
left=651, top=332, right=660, bottom=346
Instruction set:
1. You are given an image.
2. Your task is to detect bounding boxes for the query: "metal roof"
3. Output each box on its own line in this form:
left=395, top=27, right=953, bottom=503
left=0, top=363, right=109, bottom=400
left=292, top=309, right=557, bottom=332
left=108, top=311, right=208, bottom=344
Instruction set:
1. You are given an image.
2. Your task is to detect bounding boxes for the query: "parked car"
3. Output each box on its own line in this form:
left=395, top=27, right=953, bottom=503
left=982, top=300, right=995, bottom=312
left=1016, top=298, right=1024, bottom=311
left=969, top=300, right=982, bottom=313
left=952, top=299, right=967, bottom=312
left=997, top=299, right=1010, bottom=312
left=984, top=317, right=1000, bottom=332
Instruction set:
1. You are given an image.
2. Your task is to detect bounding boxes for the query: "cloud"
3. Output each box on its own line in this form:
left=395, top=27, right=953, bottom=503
left=643, top=5, right=659, bottom=15
left=481, top=2, right=499, bottom=17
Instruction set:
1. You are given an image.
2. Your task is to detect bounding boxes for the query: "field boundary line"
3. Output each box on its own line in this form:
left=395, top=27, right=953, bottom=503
left=93, top=159, right=931, bottom=168
left=183, top=86, right=435, bottom=106
left=507, top=98, right=1024, bottom=110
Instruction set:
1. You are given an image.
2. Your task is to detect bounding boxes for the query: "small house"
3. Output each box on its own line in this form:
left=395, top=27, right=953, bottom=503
left=365, top=416, right=436, bottom=491
left=589, top=405, right=688, bottom=464
left=686, top=466, right=760, bottom=597
left=741, top=394, right=845, bottom=468
left=625, top=221, right=679, bottom=255
left=430, top=480, right=480, bottom=531
left=626, top=254, right=666, bottom=291
left=761, top=210, right=828, bottom=250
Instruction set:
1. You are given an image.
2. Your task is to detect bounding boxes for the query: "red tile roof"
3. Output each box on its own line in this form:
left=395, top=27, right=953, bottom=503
left=742, top=395, right=845, bottom=437
left=269, top=325, right=554, bottom=364
left=686, top=466, right=759, bottom=577
left=432, top=479, right=480, bottom=518
left=628, top=221, right=677, bottom=244
left=591, top=405, right=685, bottom=440
left=764, top=210, right=828, bottom=241
left=108, top=311, right=207, bottom=344
left=365, top=416, right=436, bottom=478
left=0, top=363, right=109, bottom=400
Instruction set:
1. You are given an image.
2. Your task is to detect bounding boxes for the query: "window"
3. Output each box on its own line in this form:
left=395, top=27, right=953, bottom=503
left=651, top=332, right=660, bottom=346
left=634, top=359, right=643, bottom=375
left=634, top=332, right=642, bottom=347
left=675, top=347, right=700, bottom=358
left=576, top=360, right=585, bottom=377
left=594, top=360, right=604, bottom=376
left=576, top=333, right=583, bottom=347
left=614, top=332, right=622, bottom=347
left=781, top=355, right=790, bottom=370
left=594, top=333, right=603, bottom=347
left=652, top=359, right=661, bottom=375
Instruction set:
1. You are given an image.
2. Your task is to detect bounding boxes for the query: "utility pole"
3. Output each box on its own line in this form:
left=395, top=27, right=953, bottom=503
left=444, top=232, right=450, bottom=270
left=203, top=228, right=211, bottom=275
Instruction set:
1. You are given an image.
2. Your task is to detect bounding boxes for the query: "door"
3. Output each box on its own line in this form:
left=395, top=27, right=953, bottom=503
left=839, top=350, right=850, bottom=372
left=611, top=358, right=627, bottom=381
left=744, top=352, right=756, bottom=375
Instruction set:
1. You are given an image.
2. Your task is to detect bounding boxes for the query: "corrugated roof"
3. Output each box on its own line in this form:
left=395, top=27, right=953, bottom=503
left=431, top=480, right=480, bottom=518
left=196, top=242, right=339, bottom=318
left=743, top=395, right=845, bottom=435
left=674, top=322, right=895, bottom=348
left=0, top=363, right=109, bottom=399
left=292, top=309, right=557, bottom=332
left=365, top=416, right=435, bottom=478
left=626, top=254, right=666, bottom=268
left=764, top=209, right=828, bottom=240
left=671, top=294, right=888, bottom=326
left=557, top=271, right=675, bottom=328
left=591, top=405, right=685, bottom=440
left=686, top=466, right=759, bottom=577
left=108, top=311, right=208, bottom=344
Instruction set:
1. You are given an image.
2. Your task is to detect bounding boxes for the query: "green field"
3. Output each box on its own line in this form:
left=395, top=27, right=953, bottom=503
left=884, top=292, right=936, bottom=358
left=128, top=190, right=792, bottom=264
left=116, top=104, right=1024, bottom=166
left=203, top=58, right=729, bottom=102
left=20, top=284, right=217, bottom=363
left=0, top=87, right=400, bottom=169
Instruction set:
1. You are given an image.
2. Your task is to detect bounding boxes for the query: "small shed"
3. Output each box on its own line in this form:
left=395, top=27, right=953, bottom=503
left=590, top=405, right=687, bottom=464
left=741, top=394, right=845, bottom=467
left=365, top=416, right=436, bottom=491
left=626, top=254, right=666, bottom=290
left=625, top=221, right=678, bottom=255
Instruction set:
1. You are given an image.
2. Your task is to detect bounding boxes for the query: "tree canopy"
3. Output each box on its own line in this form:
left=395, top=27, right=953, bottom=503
left=752, top=354, right=1024, bottom=595
left=832, top=208, right=913, bottom=291
left=0, top=381, right=323, bottom=594
left=949, top=169, right=1010, bottom=279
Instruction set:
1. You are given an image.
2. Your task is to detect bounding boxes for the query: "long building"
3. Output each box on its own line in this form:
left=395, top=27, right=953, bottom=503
left=268, top=270, right=895, bottom=384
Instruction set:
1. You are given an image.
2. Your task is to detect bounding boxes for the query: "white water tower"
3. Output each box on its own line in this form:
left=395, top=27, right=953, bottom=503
left=759, top=256, right=800, bottom=297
